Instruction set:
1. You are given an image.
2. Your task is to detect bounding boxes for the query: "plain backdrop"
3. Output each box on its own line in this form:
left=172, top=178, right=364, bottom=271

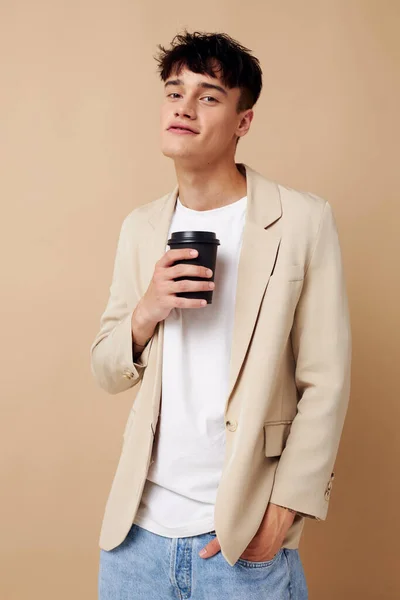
left=1, top=1, right=399, bottom=598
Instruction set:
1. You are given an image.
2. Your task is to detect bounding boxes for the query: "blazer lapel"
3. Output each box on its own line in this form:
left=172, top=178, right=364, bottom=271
left=139, top=184, right=179, bottom=296
left=225, top=164, right=282, bottom=407
left=141, top=163, right=282, bottom=413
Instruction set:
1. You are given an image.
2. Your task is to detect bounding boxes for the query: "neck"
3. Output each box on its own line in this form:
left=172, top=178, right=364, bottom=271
left=174, top=159, right=247, bottom=211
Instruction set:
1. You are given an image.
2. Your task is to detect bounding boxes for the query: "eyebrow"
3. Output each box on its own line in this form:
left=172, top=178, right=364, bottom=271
left=164, top=78, right=228, bottom=96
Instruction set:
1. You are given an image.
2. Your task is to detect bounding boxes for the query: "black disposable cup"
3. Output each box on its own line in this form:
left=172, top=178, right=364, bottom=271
left=167, top=230, right=220, bottom=304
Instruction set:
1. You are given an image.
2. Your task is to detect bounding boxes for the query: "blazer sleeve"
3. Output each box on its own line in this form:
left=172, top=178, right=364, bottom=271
left=90, top=216, right=154, bottom=395
left=269, top=200, right=352, bottom=520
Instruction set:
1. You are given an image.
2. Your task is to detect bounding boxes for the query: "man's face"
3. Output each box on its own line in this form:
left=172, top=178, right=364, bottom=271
left=160, top=65, right=252, bottom=165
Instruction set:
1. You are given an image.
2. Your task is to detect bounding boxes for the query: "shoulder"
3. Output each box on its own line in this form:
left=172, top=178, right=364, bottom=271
left=265, top=179, right=339, bottom=263
left=277, top=182, right=329, bottom=224
left=275, top=182, right=338, bottom=244
left=250, top=165, right=331, bottom=231
left=119, top=191, right=171, bottom=233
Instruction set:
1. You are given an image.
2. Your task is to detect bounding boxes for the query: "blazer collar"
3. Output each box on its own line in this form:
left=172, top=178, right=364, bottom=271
left=143, top=162, right=283, bottom=410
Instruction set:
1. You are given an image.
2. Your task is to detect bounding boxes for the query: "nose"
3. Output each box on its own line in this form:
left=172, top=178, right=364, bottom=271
left=174, top=99, right=196, bottom=120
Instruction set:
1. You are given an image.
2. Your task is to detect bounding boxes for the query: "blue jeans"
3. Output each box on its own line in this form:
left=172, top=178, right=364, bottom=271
left=99, top=523, right=308, bottom=599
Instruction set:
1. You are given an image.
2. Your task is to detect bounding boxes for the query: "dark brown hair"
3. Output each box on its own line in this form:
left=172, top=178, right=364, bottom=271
left=154, top=30, right=263, bottom=112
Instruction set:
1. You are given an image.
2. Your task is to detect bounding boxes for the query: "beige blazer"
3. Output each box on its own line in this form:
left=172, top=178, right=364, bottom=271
left=90, top=162, right=352, bottom=567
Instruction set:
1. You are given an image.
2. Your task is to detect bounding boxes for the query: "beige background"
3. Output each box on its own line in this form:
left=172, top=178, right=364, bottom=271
left=1, top=1, right=399, bottom=598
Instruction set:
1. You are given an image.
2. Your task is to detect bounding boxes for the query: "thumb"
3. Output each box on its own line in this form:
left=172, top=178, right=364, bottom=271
left=199, top=536, right=221, bottom=558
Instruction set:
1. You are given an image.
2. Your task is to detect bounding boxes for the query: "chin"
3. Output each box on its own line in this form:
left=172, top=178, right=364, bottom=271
left=161, top=144, right=197, bottom=160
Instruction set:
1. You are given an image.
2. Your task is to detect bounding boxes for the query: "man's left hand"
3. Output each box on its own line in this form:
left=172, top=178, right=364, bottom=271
left=198, top=503, right=296, bottom=561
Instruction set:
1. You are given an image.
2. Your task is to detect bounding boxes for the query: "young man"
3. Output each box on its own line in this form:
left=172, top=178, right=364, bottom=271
left=91, top=30, right=352, bottom=599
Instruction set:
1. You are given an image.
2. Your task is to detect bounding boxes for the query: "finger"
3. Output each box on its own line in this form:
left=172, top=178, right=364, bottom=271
left=174, top=297, right=208, bottom=309
left=159, top=248, right=198, bottom=267
left=168, top=263, right=213, bottom=281
left=170, top=279, right=214, bottom=298
left=199, top=537, right=221, bottom=558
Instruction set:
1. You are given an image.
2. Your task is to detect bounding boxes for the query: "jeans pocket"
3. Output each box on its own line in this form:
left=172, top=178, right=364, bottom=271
left=236, top=547, right=284, bottom=568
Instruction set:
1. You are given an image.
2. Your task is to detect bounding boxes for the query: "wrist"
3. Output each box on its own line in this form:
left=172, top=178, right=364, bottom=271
left=271, top=503, right=297, bottom=516
left=131, top=301, right=157, bottom=347
left=134, top=299, right=156, bottom=327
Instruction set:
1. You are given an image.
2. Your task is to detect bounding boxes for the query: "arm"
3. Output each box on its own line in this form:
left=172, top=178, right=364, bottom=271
left=90, top=217, right=157, bottom=394
left=269, top=200, right=352, bottom=520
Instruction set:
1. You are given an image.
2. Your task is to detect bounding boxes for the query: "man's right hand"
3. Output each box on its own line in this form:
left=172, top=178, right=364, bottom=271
left=138, top=247, right=215, bottom=325
left=130, top=248, right=215, bottom=351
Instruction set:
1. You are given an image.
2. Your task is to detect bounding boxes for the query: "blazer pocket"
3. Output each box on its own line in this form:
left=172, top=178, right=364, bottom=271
left=286, top=265, right=304, bottom=281
left=271, top=264, right=304, bottom=282
left=264, top=420, right=293, bottom=457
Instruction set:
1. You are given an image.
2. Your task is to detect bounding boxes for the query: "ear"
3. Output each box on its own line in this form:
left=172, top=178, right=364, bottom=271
left=236, top=109, right=254, bottom=140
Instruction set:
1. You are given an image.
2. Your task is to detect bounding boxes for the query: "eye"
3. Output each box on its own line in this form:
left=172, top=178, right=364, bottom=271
left=167, top=93, right=181, bottom=99
left=203, top=96, right=217, bottom=102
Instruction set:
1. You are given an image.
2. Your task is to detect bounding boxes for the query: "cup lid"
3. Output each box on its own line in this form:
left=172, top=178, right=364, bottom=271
left=168, top=231, right=220, bottom=245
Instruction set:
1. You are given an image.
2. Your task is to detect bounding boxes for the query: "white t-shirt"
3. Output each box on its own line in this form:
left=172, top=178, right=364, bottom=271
left=133, top=194, right=247, bottom=537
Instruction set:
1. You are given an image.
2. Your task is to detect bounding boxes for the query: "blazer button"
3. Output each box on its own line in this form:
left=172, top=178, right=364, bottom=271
left=122, top=369, right=134, bottom=379
left=226, top=419, right=238, bottom=432
left=324, top=478, right=333, bottom=500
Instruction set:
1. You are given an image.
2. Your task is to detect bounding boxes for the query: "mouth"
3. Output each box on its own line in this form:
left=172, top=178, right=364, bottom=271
left=168, top=126, right=199, bottom=135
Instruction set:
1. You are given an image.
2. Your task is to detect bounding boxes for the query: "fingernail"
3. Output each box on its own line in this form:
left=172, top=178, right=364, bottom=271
left=199, top=548, right=207, bottom=557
